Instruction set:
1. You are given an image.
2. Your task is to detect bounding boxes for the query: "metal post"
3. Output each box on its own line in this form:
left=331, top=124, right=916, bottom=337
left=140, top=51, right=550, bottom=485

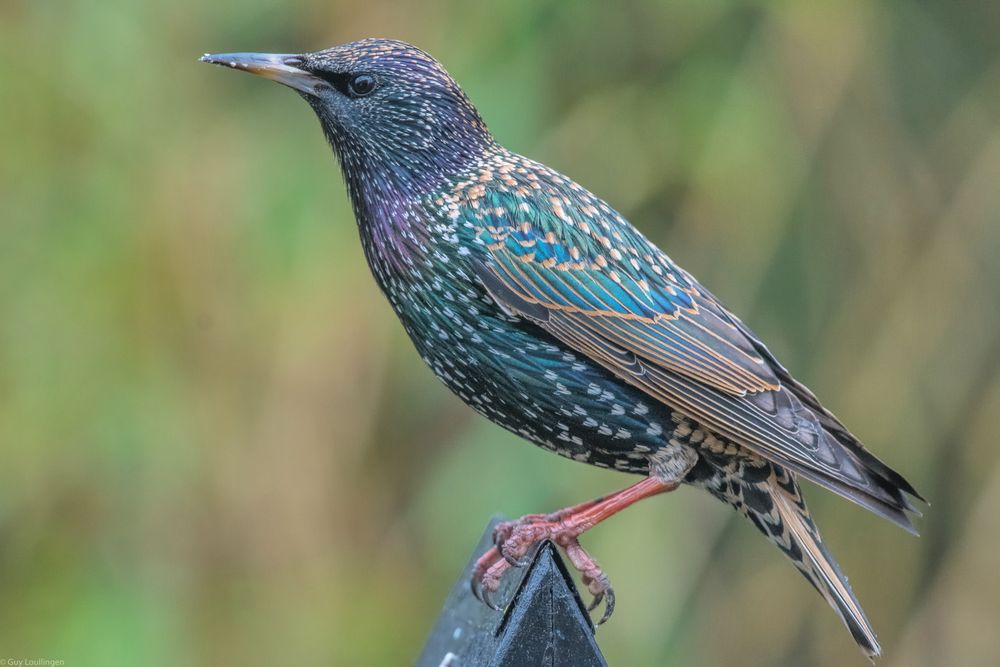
left=416, top=519, right=609, bottom=667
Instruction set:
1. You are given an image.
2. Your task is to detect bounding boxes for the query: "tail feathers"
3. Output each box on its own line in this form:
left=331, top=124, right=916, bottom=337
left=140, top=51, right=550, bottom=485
left=746, top=467, right=881, bottom=658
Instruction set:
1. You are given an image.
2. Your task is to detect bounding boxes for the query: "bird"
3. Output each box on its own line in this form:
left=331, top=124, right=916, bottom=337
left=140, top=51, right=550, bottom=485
left=201, top=39, right=922, bottom=658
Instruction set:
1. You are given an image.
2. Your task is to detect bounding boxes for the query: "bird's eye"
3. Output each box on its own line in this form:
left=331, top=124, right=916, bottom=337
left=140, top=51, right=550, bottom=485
left=348, top=74, right=377, bottom=97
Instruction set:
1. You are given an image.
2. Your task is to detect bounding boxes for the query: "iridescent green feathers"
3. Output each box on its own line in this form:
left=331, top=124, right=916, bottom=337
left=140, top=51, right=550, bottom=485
left=433, top=150, right=921, bottom=533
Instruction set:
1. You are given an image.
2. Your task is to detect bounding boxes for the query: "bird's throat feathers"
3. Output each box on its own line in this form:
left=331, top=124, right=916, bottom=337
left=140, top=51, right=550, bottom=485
left=318, top=107, right=495, bottom=275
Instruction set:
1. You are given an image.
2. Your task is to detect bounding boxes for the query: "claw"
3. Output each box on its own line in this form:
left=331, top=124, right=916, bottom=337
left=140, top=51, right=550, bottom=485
left=482, top=558, right=511, bottom=611
left=470, top=546, right=499, bottom=604
left=595, top=587, right=615, bottom=626
left=470, top=566, right=487, bottom=604
left=481, top=583, right=504, bottom=612
left=470, top=544, right=514, bottom=612
left=471, top=575, right=481, bottom=602
left=565, top=538, right=616, bottom=625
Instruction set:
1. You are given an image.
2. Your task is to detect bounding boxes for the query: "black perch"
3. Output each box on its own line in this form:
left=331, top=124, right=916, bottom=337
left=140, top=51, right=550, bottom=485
left=416, top=519, right=608, bottom=667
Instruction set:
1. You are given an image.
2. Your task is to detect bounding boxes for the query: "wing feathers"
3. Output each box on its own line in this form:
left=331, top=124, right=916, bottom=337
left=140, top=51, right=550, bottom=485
left=469, top=176, right=921, bottom=526
left=488, top=254, right=779, bottom=394
left=475, top=256, right=920, bottom=530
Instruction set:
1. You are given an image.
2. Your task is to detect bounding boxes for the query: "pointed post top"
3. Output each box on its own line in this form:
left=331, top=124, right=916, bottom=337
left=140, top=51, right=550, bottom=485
left=416, top=518, right=608, bottom=667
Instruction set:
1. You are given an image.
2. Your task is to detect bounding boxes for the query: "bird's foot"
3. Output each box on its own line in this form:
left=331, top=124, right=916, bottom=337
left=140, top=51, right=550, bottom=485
left=469, top=477, right=677, bottom=624
left=470, top=507, right=617, bottom=624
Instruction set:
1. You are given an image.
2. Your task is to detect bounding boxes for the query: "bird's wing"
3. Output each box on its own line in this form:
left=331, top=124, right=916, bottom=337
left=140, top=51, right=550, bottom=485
left=467, top=185, right=915, bottom=529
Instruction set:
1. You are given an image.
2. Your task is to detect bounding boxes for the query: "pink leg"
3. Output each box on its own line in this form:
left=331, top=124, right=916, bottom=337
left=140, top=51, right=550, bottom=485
left=470, top=476, right=678, bottom=622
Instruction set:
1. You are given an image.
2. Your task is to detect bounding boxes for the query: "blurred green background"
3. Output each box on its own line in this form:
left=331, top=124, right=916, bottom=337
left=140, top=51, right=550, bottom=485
left=2, top=0, right=999, bottom=665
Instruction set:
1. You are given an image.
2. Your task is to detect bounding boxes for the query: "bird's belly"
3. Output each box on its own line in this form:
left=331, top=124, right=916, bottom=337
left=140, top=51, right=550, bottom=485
left=400, top=304, right=674, bottom=473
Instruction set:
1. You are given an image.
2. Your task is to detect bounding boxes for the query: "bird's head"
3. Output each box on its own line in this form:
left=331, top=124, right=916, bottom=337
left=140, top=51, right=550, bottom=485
left=202, top=39, right=495, bottom=194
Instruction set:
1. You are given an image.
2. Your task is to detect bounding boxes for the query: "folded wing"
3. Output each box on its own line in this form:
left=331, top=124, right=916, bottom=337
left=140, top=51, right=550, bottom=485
left=470, top=196, right=920, bottom=530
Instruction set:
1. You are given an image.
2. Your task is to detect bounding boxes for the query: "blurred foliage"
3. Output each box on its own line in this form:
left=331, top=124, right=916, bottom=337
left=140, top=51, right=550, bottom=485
left=2, top=0, right=999, bottom=665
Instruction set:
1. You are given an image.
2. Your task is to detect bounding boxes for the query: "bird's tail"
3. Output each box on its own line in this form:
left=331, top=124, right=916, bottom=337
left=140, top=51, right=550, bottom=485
left=737, top=464, right=881, bottom=658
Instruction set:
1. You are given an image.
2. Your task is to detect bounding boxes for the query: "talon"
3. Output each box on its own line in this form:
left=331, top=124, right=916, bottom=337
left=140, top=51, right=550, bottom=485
left=481, top=558, right=511, bottom=611
left=471, top=544, right=513, bottom=612
left=595, top=586, right=615, bottom=625
left=481, top=583, right=504, bottom=612
left=564, top=537, right=616, bottom=625
left=470, top=546, right=501, bottom=604
left=470, top=574, right=482, bottom=603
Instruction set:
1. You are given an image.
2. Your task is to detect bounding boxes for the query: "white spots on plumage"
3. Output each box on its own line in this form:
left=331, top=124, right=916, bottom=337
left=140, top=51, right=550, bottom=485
left=351, top=142, right=740, bottom=476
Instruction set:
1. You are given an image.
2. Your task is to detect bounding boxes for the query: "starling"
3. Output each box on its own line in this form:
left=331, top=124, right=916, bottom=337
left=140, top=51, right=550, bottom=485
left=202, top=39, right=922, bottom=657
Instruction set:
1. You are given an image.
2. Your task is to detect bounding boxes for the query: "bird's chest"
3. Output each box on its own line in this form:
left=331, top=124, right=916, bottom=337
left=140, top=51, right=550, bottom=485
left=372, top=242, right=667, bottom=468
left=359, top=209, right=501, bottom=376
left=357, top=194, right=670, bottom=471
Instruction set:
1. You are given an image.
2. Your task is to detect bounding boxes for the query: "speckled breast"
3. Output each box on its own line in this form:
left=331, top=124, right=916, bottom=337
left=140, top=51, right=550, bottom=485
left=373, top=216, right=678, bottom=474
